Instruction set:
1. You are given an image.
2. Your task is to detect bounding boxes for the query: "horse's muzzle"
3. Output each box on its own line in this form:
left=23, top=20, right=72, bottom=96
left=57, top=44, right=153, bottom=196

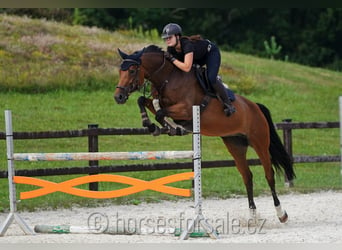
left=114, top=92, right=128, bottom=104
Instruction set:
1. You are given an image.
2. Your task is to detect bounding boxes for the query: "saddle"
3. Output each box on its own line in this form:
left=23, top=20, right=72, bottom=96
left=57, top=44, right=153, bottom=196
left=194, top=65, right=236, bottom=102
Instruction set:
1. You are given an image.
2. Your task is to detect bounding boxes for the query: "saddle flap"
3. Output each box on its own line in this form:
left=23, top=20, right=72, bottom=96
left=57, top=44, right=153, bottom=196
left=194, top=65, right=235, bottom=102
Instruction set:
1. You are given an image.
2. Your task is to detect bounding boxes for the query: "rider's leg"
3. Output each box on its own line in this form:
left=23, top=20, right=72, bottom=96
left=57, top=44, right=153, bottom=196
left=206, top=44, right=236, bottom=116
left=212, top=76, right=236, bottom=116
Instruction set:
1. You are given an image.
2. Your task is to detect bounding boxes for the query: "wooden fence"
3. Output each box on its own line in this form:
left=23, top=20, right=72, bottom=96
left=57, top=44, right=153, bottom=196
left=0, top=120, right=340, bottom=190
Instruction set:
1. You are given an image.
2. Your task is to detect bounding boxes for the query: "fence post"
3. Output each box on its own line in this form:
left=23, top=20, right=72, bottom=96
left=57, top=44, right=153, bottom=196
left=339, top=96, right=342, bottom=177
left=282, top=119, right=294, bottom=187
left=88, top=124, right=99, bottom=191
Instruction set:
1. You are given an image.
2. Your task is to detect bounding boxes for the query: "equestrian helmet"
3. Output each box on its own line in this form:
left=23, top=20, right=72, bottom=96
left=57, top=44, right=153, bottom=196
left=161, top=23, right=182, bottom=39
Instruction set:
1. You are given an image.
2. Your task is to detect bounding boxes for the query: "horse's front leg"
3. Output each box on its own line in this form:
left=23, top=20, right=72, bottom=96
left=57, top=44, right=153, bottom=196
left=154, top=101, right=192, bottom=136
left=137, top=96, right=161, bottom=136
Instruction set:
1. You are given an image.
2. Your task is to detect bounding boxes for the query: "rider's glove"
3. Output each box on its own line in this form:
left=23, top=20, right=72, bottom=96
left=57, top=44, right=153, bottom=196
left=164, top=51, right=176, bottom=62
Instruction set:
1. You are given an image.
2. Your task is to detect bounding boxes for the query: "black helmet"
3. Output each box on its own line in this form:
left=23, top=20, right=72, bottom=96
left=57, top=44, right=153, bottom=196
left=161, top=23, right=182, bottom=39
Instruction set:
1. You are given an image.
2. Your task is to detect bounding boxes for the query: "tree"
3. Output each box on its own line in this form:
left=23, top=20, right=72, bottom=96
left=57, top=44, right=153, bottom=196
left=1, top=8, right=340, bottom=70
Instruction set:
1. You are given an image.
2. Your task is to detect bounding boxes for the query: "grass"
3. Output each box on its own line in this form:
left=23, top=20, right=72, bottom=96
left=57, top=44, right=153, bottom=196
left=0, top=14, right=156, bottom=93
left=0, top=14, right=341, bottom=212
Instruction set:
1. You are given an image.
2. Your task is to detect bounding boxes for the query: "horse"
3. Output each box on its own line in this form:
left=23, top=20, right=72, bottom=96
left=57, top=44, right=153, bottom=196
left=114, top=45, right=295, bottom=223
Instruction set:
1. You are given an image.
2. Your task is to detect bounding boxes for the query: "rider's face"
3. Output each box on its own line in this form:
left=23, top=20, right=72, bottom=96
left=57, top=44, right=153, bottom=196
left=164, top=35, right=177, bottom=47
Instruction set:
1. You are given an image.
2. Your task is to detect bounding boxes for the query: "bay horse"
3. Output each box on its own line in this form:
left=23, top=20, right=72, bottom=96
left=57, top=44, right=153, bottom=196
left=114, top=45, right=295, bottom=223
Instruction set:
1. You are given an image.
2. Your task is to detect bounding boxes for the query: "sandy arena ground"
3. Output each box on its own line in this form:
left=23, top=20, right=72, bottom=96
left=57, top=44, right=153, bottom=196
left=0, top=190, right=341, bottom=243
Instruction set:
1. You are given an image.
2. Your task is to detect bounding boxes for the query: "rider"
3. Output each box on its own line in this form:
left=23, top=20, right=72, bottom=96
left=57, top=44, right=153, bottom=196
left=161, top=23, right=236, bottom=116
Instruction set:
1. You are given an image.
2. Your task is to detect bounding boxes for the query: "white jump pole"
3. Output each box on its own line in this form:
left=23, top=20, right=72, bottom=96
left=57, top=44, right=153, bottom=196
left=0, top=110, right=34, bottom=236
left=179, top=106, right=218, bottom=240
left=13, top=151, right=194, bottom=161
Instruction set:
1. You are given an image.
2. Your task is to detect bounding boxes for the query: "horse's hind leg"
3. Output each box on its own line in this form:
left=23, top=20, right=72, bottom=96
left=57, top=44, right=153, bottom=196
left=252, top=139, right=288, bottom=223
left=222, top=136, right=257, bottom=217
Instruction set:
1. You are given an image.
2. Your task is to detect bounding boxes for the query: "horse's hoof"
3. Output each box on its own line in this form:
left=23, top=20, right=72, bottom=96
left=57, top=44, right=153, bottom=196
left=176, top=126, right=186, bottom=136
left=278, top=210, right=288, bottom=223
left=152, top=129, right=161, bottom=136
left=167, top=127, right=177, bottom=136
left=148, top=124, right=161, bottom=136
left=142, top=119, right=151, bottom=128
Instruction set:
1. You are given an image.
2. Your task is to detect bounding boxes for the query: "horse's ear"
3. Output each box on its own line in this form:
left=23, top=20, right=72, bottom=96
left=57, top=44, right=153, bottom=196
left=136, top=47, right=145, bottom=58
left=117, top=48, right=128, bottom=59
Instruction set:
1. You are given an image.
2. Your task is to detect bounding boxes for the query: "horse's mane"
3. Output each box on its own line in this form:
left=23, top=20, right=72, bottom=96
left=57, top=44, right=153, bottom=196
left=144, top=45, right=164, bottom=54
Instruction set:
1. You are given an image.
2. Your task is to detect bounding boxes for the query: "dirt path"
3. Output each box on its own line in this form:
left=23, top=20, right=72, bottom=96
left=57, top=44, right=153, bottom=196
left=0, top=191, right=341, bottom=243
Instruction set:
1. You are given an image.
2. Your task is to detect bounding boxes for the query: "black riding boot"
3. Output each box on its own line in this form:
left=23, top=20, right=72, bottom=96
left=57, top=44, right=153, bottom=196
left=212, top=77, right=236, bottom=116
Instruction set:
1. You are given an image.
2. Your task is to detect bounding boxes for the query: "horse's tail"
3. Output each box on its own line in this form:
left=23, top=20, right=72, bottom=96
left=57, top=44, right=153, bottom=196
left=257, top=103, right=296, bottom=180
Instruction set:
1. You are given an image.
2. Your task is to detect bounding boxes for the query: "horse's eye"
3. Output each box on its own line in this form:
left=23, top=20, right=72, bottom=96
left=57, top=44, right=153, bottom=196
left=129, top=69, right=136, bottom=75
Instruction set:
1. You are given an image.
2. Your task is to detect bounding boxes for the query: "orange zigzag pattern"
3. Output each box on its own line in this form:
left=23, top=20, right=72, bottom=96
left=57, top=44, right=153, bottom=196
left=14, top=172, right=194, bottom=199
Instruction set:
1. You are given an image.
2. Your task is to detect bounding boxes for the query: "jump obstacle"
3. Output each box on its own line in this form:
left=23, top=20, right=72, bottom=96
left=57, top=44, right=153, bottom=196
left=0, top=106, right=219, bottom=240
left=33, top=224, right=212, bottom=238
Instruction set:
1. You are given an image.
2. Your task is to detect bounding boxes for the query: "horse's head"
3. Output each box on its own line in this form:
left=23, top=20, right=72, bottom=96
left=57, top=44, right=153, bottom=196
left=114, top=48, right=145, bottom=104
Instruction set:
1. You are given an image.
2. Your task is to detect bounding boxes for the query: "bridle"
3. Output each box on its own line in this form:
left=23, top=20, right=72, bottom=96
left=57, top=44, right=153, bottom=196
left=116, top=59, right=144, bottom=96
left=117, top=53, right=167, bottom=97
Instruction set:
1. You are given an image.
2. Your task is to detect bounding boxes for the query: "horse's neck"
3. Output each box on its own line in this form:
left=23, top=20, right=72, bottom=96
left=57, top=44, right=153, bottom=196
left=142, top=53, right=203, bottom=105
left=142, top=53, right=175, bottom=85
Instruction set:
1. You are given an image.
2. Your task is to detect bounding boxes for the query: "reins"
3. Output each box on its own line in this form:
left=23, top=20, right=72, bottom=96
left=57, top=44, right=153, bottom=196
left=142, top=52, right=167, bottom=81
left=140, top=52, right=169, bottom=98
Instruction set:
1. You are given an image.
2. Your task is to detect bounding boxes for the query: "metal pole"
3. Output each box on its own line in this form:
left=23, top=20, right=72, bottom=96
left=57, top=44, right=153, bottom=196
left=0, top=110, right=34, bottom=236
left=5, top=110, right=16, bottom=213
left=179, top=106, right=218, bottom=240
left=192, top=105, right=202, bottom=217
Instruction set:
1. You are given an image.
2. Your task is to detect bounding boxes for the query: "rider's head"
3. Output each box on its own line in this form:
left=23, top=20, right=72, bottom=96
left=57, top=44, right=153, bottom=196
left=162, top=23, right=182, bottom=47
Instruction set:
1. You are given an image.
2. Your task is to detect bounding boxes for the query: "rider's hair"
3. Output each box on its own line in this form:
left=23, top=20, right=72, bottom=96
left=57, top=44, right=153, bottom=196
left=182, top=34, right=203, bottom=42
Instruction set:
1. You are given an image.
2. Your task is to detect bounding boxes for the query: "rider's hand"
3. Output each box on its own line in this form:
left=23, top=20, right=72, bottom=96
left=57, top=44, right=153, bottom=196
left=164, top=51, right=176, bottom=62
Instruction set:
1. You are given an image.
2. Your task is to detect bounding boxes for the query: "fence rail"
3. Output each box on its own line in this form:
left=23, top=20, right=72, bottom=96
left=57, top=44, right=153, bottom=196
left=0, top=121, right=338, bottom=140
left=0, top=121, right=340, bottom=183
